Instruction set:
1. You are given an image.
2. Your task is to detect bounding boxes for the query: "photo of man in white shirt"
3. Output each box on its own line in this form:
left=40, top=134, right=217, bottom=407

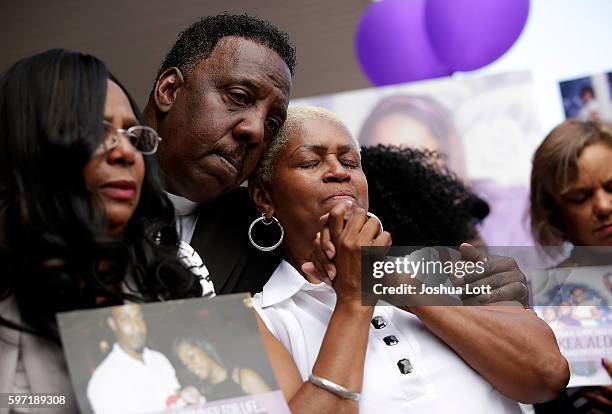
left=86, top=304, right=182, bottom=414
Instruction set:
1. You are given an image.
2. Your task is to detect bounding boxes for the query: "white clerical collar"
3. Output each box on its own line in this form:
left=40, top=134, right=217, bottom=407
left=260, top=260, right=333, bottom=307
left=166, top=192, right=199, bottom=216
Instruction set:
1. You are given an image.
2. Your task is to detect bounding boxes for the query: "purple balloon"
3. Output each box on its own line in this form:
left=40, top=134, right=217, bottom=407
left=426, top=0, right=529, bottom=71
left=355, top=0, right=452, bottom=86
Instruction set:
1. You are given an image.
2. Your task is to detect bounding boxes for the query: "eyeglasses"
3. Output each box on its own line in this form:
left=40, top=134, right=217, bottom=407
left=101, top=121, right=162, bottom=155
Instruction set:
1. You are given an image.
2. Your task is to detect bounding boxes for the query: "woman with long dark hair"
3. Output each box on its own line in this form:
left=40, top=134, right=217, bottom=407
left=0, top=49, right=203, bottom=411
left=174, top=336, right=270, bottom=401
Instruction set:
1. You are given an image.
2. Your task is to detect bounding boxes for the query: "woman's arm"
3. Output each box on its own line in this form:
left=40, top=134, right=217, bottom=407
left=258, top=202, right=392, bottom=414
left=256, top=313, right=304, bottom=400
left=257, top=304, right=373, bottom=414
left=407, top=305, right=569, bottom=403
left=399, top=243, right=569, bottom=403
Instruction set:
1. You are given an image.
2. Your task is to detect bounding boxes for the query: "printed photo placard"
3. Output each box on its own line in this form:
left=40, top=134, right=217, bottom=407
left=532, top=266, right=612, bottom=387
left=57, top=294, right=290, bottom=414
left=559, top=70, right=612, bottom=122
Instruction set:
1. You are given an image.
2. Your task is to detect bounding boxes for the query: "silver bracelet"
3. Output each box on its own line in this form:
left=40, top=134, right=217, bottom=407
left=308, top=374, right=361, bottom=401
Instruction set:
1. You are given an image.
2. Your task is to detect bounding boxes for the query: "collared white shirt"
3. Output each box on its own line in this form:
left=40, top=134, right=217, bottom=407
left=87, top=344, right=180, bottom=414
left=253, top=260, right=522, bottom=414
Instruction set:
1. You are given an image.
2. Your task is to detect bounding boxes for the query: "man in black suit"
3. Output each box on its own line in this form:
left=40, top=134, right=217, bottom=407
left=144, top=14, right=293, bottom=294
left=144, top=13, right=531, bottom=307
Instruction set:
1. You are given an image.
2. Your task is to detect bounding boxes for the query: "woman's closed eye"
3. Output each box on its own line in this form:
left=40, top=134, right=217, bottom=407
left=340, top=158, right=360, bottom=169
left=298, top=160, right=320, bottom=169
left=298, top=160, right=359, bottom=170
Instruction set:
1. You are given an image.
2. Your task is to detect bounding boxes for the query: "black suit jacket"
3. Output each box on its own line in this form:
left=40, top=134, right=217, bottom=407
left=189, top=187, right=281, bottom=295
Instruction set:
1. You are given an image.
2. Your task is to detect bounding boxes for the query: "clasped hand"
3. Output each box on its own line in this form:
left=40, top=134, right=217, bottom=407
left=303, top=205, right=529, bottom=307
left=302, top=201, right=391, bottom=304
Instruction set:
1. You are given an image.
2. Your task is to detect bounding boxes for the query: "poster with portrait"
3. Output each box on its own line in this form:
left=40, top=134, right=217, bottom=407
left=532, top=266, right=612, bottom=387
left=290, top=71, right=544, bottom=249
left=57, top=294, right=290, bottom=414
left=559, top=70, right=612, bottom=122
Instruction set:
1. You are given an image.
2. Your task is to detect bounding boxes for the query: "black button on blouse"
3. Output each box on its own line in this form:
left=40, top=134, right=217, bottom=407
left=397, top=358, right=413, bottom=374
left=371, top=316, right=387, bottom=329
left=383, top=335, right=399, bottom=346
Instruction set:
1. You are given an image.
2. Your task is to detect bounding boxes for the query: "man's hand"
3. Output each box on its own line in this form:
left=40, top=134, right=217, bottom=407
left=582, top=358, right=612, bottom=413
left=452, top=243, right=529, bottom=307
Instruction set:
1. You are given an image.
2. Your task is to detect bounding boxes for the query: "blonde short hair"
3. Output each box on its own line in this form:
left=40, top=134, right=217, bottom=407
left=254, top=106, right=359, bottom=183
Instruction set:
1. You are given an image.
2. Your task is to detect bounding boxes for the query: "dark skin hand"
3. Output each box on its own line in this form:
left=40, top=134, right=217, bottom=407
left=304, top=218, right=569, bottom=404
left=304, top=233, right=530, bottom=307
left=578, top=358, right=612, bottom=413
left=452, top=243, right=530, bottom=307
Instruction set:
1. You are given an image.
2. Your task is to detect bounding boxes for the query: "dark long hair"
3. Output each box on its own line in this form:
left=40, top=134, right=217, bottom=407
left=0, top=49, right=202, bottom=342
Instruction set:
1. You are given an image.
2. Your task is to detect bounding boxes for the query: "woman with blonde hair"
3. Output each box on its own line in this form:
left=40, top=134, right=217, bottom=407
left=249, top=106, right=568, bottom=413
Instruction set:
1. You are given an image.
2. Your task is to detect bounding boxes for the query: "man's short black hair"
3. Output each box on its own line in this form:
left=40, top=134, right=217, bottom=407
left=580, top=85, right=594, bottom=98
left=157, top=13, right=296, bottom=82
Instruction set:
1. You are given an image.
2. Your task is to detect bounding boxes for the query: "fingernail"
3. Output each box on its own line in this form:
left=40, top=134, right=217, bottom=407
left=327, top=268, right=336, bottom=279
left=325, top=249, right=334, bottom=259
left=316, top=232, right=321, bottom=239
left=345, top=200, right=353, bottom=207
left=602, top=357, right=610, bottom=367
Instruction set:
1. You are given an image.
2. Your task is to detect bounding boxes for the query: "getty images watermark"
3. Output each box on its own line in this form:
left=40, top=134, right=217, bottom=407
left=361, top=246, right=493, bottom=306
left=371, top=254, right=488, bottom=296
left=361, top=245, right=612, bottom=307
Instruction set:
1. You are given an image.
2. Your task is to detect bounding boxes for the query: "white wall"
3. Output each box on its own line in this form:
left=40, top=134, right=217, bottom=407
left=457, top=0, right=612, bottom=134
